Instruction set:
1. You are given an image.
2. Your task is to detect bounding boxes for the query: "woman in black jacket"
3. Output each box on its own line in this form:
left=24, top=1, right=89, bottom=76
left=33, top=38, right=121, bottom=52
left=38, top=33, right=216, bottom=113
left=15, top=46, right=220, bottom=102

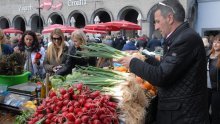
left=207, top=34, right=220, bottom=124
left=56, top=29, right=96, bottom=76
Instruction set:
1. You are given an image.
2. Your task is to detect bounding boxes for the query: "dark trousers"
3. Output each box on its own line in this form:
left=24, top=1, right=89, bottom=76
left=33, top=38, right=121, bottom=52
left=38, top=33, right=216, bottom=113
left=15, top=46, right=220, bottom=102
left=208, top=88, right=220, bottom=124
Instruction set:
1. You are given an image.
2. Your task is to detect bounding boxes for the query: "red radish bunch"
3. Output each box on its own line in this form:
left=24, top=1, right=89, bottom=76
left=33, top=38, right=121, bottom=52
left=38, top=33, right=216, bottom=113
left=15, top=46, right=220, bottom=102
left=28, top=83, right=119, bottom=124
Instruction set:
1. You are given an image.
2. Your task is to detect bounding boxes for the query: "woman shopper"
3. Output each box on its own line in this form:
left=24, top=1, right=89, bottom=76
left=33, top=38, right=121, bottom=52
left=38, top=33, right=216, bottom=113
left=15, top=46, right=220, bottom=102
left=207, top=34, right=220, bottom=124
left=0, top=29, right=13, bottom=56
left=55, top=29, right=96, bottom=75
left=43, top=28, right=70, bottom=76
left=14, top=30, right=45, bottom=78
left=118, top=0, right=210, bottom=123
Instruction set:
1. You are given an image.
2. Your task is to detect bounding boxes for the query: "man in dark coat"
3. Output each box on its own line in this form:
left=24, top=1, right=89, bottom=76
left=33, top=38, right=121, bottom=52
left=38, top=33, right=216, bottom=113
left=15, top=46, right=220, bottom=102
left=118, top=0, right=210, bottom=124
left=112, top=34, right=126, bottom=50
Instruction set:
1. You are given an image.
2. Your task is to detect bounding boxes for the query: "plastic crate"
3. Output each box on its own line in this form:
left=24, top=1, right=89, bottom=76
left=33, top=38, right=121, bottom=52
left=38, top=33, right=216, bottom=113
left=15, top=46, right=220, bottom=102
left=0, top=72, right=31, bottom=86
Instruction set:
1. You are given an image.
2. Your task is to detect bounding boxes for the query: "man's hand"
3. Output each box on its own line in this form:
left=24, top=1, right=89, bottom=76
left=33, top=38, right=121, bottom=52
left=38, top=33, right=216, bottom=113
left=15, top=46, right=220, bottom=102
left=131, top=52, right=146, bottom=61
left=117, top=56, right=134, bottom=68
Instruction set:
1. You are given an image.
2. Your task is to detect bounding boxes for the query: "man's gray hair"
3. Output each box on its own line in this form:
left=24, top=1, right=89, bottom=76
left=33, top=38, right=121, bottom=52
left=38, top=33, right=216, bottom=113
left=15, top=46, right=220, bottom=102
left=154, top=0, right=185, bottom=22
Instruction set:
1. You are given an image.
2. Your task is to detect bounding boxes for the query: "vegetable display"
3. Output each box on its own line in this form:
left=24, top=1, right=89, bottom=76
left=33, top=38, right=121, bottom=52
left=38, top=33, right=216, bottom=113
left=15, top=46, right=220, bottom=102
left=49, top=66, right=152, bottom=124
left=27, top=83, right=119, bottom=124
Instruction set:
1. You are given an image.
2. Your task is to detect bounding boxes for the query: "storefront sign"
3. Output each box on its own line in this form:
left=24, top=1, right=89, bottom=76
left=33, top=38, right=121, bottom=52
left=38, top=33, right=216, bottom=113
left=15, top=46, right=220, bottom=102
left=68, top=0, right=87, bottom=6
left=19, top=4, right=33, bottom=12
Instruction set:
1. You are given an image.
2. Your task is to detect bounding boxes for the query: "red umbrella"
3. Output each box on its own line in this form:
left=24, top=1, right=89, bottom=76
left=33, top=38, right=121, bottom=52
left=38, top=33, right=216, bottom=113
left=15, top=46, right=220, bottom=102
left=42, top=24, right=76, bottom=34
left=3, top=28, right=23, bottom=34
left=84, top=23, right=119, bottom=31
left=104, top=20, right=142, bottom=30
left=82, top=29, right=107, bottom=34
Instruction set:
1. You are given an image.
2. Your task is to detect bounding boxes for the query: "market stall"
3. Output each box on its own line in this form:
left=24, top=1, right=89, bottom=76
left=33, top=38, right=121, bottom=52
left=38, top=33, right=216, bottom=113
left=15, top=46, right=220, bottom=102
left=0, top=43, right=158, bottom=124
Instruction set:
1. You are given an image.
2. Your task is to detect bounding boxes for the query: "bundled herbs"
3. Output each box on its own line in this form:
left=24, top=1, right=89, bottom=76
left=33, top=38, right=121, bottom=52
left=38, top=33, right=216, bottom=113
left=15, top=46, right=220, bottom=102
left=63, top=66, right=129, bottom=91
left=0, top=52, right=26, bottom=75
left=69, top=43, right=130, bottom=59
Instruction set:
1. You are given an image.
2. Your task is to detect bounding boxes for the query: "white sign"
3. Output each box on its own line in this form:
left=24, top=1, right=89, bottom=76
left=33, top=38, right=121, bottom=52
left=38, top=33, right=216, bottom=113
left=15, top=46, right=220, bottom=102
left=19, top=4, right=33, bottom=12
left=68, top=0, right=87, bottom=6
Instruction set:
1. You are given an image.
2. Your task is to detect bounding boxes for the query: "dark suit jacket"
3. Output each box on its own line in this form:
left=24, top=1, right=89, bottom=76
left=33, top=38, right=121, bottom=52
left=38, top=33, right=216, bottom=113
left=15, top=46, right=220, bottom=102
left=130, top=22, right=210, bottom=124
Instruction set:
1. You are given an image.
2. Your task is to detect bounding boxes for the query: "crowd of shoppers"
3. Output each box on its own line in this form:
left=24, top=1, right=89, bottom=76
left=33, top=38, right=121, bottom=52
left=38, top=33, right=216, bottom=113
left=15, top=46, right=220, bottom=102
left=0, top=1, right=219, bottom=123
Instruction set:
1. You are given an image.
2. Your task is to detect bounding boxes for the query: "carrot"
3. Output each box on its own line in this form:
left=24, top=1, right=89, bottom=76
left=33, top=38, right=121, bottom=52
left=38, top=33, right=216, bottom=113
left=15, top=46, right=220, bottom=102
left=149, top=89, right=156, bottom=96
left=135, top=76, right=144, bottom=84
left=141, top=81, right=153, bottom=90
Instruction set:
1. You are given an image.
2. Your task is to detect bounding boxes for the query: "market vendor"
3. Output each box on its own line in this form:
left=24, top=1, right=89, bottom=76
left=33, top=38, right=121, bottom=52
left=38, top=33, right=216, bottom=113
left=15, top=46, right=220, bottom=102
left=13, top=30, right=45, bottom=79
left=0, top=29, right=13, bottom=56
left=118, top=0, right=210, bottom=123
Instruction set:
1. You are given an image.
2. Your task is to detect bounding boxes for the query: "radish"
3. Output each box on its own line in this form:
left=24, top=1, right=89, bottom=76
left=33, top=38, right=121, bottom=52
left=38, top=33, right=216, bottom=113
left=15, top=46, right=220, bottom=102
left=91, top=114, right=98, bottom=120
left=72, top=94, right=78, bottom=100
left=68, top=87, right=74, bottom=94
left=53, top=110, right=59, bottom=114
left=60, top=88, right=67, bottom=95
left=79, top=98, right=86, bottom=105
left=102, top=117, right=112, bottom=124
left=57, top=101, right=63, bottom=108
left=77, top=111, right=83, bottom=117
left=50, top=104, right=56, bottom=110
left=47, top=113, right=54, bottom=119
left=27, top=121, right=34, bottom=124
left=74, top=101, right=80, bottom=108
left=86, top=98, right=93, bottom=102
left=49, top=91, right=57, bottom=98
left=76, top=83, right=83, bottom=91
left=92, top=119, right=101, bottom=124
left=56, top=106, right=61, bottom=112
left=46, top=108, right=51, bottom=113
left=74, top=118, right=82, bottom=124
left=68, top=106, right=74, bottom=112
left=107, top=101, right=117, bottom=108
left=74, top=108, right=82, bottom=114
left=58, top=116, right=64, bottom=123
left=90, top=91, right=100, bottom=99
left=63, top=93, right=70, bottom=100
left=66, top=113, right=75, bottom=121
left=63, top=99, right=70, bottom=106
left=81, top=107, right=87, bottom=113
left=45, top=118, right=51, bottom=124
left=81, top=115, right=89, bottom=123
left=62, top=106, right=68, bottom=112
left=62, top=111, right=69, bottom=117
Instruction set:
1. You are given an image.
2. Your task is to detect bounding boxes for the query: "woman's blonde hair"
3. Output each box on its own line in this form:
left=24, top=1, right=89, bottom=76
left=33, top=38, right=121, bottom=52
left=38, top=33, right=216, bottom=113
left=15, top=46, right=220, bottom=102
left=47, top=28, right=65, bottom=63
left=71, top=29, right=87, bottom=46
left=0, top=29, right=5, bottom=56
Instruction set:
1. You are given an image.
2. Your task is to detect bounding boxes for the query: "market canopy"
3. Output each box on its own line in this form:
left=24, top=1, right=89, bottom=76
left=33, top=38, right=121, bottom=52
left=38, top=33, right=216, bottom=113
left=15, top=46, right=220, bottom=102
left=2, top=28, right=23, bottom=34
left=104, top=20, right=142, bottom=30
left=84, top=23, right=120, bottom=31
left=42, top=24, right=77, bottom=34
left=82, top=29, right=107, bottom=34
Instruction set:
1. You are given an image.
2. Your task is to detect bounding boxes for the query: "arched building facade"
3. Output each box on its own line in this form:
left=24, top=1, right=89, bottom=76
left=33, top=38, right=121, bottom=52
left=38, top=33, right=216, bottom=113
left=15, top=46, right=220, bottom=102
left=0, top=0, right=200, bottom=38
